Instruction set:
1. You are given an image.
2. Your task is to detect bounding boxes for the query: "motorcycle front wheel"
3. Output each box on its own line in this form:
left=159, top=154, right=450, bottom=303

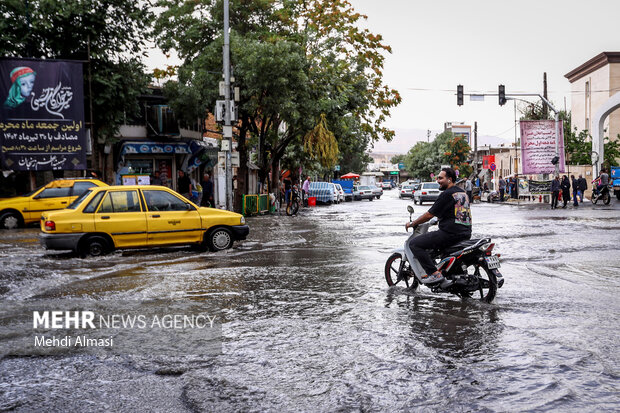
left=384, top=253, right=418, bottom=290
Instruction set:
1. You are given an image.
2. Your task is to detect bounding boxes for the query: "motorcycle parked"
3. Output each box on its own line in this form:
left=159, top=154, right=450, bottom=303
left=591, top=183, right=612, bottom=205
left=384, top=206, right=504, bottom=303
left=286, top=184, right=301, bottom=216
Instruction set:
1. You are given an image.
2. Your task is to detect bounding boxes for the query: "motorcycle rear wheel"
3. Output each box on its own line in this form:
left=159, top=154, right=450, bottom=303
left=384, top=253, right=418, bottom=290
left=286, top=200, right=299, bottom=216
left=461, top=265, right=498, bottom=303
left=603, top=192, right=611, bottom=205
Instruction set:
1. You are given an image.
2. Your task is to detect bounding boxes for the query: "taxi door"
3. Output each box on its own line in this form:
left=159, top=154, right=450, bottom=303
left=94, top=190, right=147, bottom=248
left=27, top=185, right=73, bottom=222
left=141, top=189, right=203, bottom=246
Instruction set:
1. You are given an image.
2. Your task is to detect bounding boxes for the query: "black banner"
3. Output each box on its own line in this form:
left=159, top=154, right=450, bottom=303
left=528, top=180, right=552, bottom=194
left=0, top=58, right=86, bottom=171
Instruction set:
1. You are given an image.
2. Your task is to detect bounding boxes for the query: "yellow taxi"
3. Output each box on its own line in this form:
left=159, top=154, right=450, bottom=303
left=0, top=178, right=108, bottom=229
left=39, top=185, right=249, bottom=256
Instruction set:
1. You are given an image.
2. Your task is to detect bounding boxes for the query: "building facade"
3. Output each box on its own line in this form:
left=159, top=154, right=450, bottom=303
left=565, top=52, right=620, bottom=140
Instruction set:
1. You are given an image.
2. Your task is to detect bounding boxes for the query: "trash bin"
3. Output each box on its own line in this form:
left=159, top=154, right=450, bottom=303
left=308, top=196, right=316, bottom=207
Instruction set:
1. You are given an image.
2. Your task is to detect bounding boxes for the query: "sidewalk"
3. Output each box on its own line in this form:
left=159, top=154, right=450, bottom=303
left=489, top=196, right=620, bottom=210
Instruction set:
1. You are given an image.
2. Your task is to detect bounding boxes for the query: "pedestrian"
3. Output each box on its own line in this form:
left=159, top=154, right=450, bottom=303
left=465, top=178, right=473, bottom=203
left=200, top=172, right=214, bottom=207
left=151, top=170, right=162, bottom=186
left=550, top=175, right=560, bottom=209
left=177, top=170, right=192, bottom=199
left=577, top=174, right=587, bottom=202
left=283, top=175, right=292, bottom=206
left=498, top=175, right=506, bottom=202
left=571, top=175, right=579, bottom=207
left=561, top=175, right=571, bottom=208
left=302, top=176, right=311, bottom=200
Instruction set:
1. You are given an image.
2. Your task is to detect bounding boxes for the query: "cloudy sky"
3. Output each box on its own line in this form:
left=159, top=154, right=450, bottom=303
left=145, top=0, right=620, bottom=153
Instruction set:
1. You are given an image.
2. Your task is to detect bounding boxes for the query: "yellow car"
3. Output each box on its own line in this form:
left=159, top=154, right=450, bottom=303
left=40, top=185, right=249, bottom=256
left=0, top=178, right=108, bottom=229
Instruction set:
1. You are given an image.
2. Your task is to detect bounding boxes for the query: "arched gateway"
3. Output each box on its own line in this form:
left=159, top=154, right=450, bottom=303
left=592, top=92, right=620, bottom=175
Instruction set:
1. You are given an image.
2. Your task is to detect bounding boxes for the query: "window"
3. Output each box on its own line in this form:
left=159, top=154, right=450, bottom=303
left=423, top=183, right=440, bottom=189
left=83, top=192, right=105, bottom=213
left=72, top=181, right=97, bottom=197
left=36, top=187, right=72, bottom=199
left=143, top=190, right=190, bottom=212
left=97, top=191, right=141, bottom=213
left=67, top=189, right=93, bottom=210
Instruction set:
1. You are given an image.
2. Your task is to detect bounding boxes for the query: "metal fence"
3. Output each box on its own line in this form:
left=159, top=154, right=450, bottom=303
left=242, top=194, right=271, bottom=216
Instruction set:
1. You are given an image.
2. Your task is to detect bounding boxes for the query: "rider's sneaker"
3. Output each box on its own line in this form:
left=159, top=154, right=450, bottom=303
left=421, top=271, right=444, bottom=284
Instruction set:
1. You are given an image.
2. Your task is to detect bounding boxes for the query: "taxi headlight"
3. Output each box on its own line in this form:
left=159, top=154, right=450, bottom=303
left=240, top=216, right=245, bottom=225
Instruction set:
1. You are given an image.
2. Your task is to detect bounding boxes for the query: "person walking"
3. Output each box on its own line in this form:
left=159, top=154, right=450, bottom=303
left=177, top=170, right=192, bottom=199
left=151, top=170, right=162, bottom=186
left=550, top=175, right=561, bottom=209
left=465, top=178, right=473, bottom=203
left=561, top=175, right=571, bottom=208
left=498, top=176, right=506, bottom=202
left=302, top=176, right=311, bottom=204
left=571, top=175, right=579, bottom=207
left=577, top=174, right=587, bottom=202
left=200, top=172, right=214, bottom=207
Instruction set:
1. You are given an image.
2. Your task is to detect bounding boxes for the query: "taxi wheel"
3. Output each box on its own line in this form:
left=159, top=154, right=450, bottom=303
left=81, top=236, right=110, bottom=257
left=0, top=212, right=23, bottom=229
left=208, top=228, right=233, bottom=251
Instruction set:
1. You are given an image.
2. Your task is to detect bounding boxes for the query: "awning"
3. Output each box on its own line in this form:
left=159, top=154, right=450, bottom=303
left=340, top=172, right=360, bottom=179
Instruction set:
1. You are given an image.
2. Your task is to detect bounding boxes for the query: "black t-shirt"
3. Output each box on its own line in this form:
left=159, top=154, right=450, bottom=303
left=428, top=186, right=472, bottom=236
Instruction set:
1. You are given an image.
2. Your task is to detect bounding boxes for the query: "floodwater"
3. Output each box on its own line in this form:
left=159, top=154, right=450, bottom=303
left=1, top=190, right=619, bottom=412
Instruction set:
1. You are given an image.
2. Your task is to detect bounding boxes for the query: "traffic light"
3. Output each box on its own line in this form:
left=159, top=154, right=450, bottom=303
left=498, top=84, right=506, bottom=106
left=551, top=156, right=559, bottom=165
left=457, top=85, right=464, bottom=106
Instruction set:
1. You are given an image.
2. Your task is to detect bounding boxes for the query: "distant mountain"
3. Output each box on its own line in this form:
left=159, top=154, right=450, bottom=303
left=369, top=127, right=513, bottom=155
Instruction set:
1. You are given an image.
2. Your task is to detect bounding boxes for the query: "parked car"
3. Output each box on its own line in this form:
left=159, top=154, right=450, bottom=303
left=413, top=182, right=441, bottom=205
left=353, top=185, right=375, bottom=201
left=372, top=185, right=383, bottom=199
left=40, top=185, right=249, bottom=256
left=399, top=185, right=414, bottom=199
left=334, top=183, right=345, bottom=203
left=308, top=182, right=336, bottom=204
left=381, top=181, right=392, bottom=190
left=0, top=178, right=108, bottom=229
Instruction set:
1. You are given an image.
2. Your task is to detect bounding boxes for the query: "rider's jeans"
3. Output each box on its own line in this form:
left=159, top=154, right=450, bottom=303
left=409, top=230, right=471, bottom=275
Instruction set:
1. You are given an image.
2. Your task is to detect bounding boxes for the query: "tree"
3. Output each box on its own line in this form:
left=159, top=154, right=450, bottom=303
left=154, top=0, right=400, bottom=208
left=0, top=0, right=153, bottom=156
left=404, top=131, right=471, bottom=180
left=390, top=154, right=407, bottom=165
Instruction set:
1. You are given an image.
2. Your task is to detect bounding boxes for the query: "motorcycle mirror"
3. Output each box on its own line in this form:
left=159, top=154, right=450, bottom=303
left=407, top=205, right=414, bottom=214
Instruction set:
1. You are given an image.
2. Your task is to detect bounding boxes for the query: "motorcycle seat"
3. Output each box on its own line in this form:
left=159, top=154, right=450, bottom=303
left=436, top=238, right=491, bottom=256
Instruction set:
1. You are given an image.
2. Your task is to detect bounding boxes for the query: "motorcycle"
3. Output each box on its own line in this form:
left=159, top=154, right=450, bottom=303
left=286, top=185, right=301, bottom=216
left=384, top=206, right=504, bottom=303
left=591, top=183, right=612, bottom=205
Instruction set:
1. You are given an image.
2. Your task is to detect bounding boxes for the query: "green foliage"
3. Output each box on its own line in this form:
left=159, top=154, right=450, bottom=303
left=603, top=136, right=620, bottom=169
left=403, top=131, right=472, bottom=180
left=154, top=0, right=400, bottom=186
left=390, top=154, right=406, bottom=165
left=0, top=0, right=153, bottom=141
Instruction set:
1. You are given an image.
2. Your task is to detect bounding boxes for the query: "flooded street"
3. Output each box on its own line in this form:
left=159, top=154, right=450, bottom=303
left=1, top=191, right=619, bottom=412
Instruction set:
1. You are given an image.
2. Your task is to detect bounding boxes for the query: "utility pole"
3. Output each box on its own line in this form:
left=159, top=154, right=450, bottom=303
left=473, top=121, right=478, bottom=175
left=223, top=0, right=233, bottom=210
left=543, top=72, right=549, bottom=119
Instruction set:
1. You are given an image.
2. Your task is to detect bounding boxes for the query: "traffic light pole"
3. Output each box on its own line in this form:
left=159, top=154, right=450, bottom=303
left=457, top=87, right=561, bottom=177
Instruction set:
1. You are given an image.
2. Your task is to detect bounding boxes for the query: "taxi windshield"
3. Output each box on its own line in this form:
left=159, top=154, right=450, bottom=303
left=67, top=189, right=93, bottom=209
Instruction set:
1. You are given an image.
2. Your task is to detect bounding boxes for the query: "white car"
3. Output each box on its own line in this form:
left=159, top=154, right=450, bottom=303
left=399, top=185, right=414, bottom=198
left=353, top=185, right=375, bottom=201
left=413, top=182, right=441, bottom=205
left=334, top=183, right=345, bottom=203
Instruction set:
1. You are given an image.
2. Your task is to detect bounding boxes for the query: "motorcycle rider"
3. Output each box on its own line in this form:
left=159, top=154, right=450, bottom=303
left=593, top=168, right=609, bottom=195
left=404, top=167, right=472, bottom=284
